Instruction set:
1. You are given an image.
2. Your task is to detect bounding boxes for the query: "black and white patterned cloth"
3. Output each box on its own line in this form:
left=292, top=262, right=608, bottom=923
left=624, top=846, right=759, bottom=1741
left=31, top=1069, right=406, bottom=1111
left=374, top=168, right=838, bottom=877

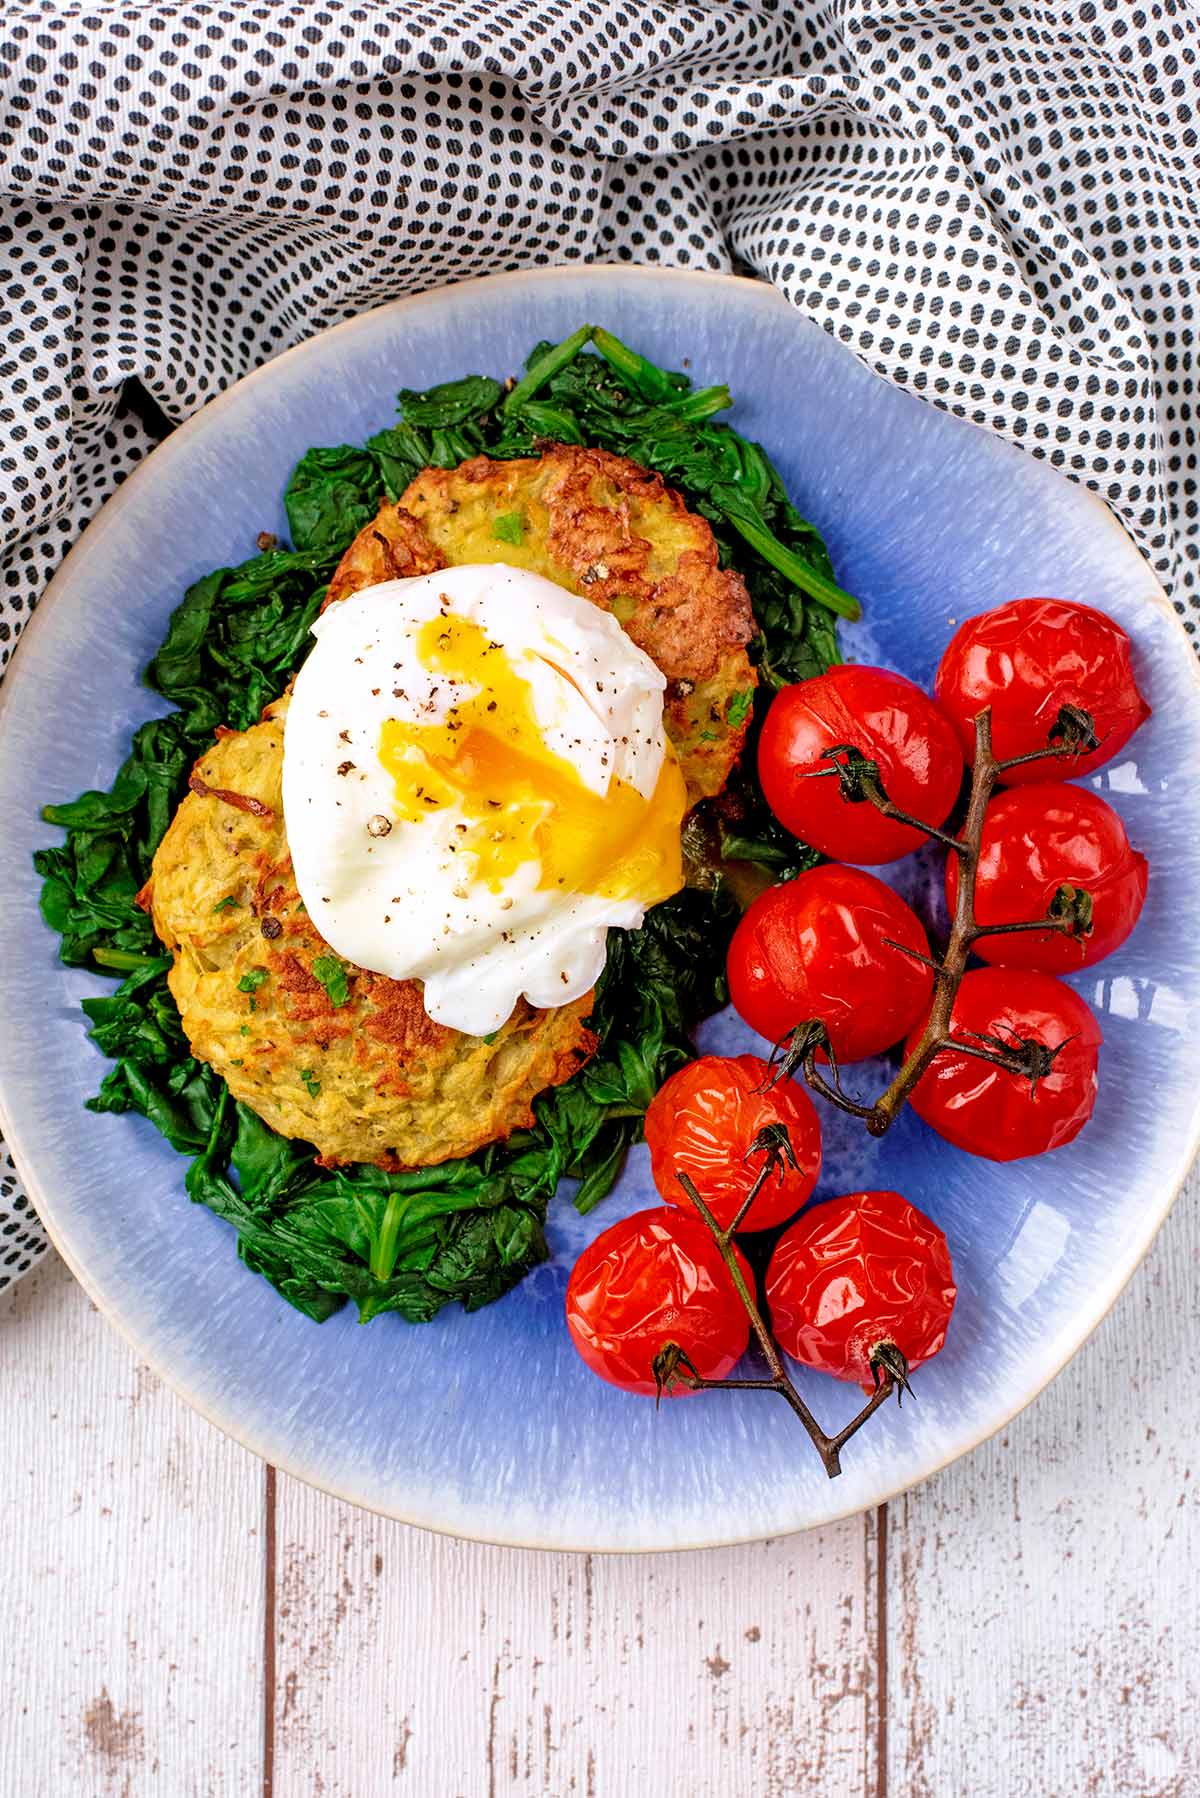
left=1, top=0, right=1196, bottom=1288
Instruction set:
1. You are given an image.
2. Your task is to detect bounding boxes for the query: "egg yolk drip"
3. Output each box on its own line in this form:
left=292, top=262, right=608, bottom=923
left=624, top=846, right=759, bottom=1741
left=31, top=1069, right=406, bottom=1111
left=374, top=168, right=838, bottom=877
left=378, top=614, right=686, bottom=902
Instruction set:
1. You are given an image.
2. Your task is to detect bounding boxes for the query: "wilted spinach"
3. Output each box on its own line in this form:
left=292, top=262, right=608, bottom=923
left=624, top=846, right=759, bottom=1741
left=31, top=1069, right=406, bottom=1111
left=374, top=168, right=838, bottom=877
left=36, top=325, right=847, bottom=1326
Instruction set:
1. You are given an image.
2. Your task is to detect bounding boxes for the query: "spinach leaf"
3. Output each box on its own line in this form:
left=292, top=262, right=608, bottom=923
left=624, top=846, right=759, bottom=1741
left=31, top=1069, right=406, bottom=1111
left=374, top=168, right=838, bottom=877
left=365, top=425, right=431, bottom=502
left=35, top=714, right=195, bottom=965
left=145, top=548, right=335, bottom=735
left=396, top=375, right=503, bottom=428
left=502, top=324, right=594, bottom=415
left=284, top=445, right=382, bottom=553
left=81, top=957, right=177, bottom=1061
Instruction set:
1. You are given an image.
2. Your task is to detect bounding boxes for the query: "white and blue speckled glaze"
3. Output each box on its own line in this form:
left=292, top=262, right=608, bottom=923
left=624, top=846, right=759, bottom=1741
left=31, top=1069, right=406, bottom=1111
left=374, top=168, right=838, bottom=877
left=2, top=268, right=1198, bottom=1552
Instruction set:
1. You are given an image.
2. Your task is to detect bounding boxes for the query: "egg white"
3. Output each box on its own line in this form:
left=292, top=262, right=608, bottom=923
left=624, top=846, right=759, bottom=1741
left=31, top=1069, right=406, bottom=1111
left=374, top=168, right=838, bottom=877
left=282, top=565, right=674, bottom=1036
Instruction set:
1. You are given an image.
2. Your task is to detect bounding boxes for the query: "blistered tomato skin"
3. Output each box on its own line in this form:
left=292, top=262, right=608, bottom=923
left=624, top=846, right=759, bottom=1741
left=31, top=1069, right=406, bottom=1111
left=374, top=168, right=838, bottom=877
left=644, top=1054, right=822, bottom=1232
left=947, top=783, right=1148, bottom=972
left=905, top=968, right=1102, bottom=1161
left=766, top=1191, right=956, bottom=1393
left=565, top=1209, right=753, bottom=1397
left=934, top=597, right=1151, bottom=784
left=726, top=864, right=934, bottom=1062
left=758, top=665, right=965, bottom=863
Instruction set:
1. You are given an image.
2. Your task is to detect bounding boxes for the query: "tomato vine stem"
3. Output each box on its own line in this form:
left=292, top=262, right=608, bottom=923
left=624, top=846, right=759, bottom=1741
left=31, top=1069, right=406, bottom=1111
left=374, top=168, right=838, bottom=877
left=811, top=749, right=969, bottom=854
left=866, top=706, right=1001, bottom=1134
left=666, top=1151, right=899, bottom=1479
left=764, top=704, right=1097, bottom=1138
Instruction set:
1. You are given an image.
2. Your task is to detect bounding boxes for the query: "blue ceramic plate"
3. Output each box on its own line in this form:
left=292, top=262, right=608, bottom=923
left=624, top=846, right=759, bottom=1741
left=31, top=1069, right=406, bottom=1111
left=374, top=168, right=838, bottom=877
left=2, top=268, right=1198, bottom=1551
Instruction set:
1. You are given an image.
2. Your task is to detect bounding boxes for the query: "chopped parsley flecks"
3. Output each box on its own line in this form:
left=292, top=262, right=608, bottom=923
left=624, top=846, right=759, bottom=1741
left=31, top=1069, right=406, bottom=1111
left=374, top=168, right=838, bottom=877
left=311, top=955, right=351, bottom=1007
left=726, top=688, right=754, bottom=728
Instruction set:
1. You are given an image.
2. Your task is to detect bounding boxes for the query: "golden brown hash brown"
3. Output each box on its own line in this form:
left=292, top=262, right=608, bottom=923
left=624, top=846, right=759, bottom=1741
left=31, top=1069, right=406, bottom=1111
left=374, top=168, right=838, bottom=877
left=326, top=444, right=758, bottom=802
left=145, top=445, right=757, bottom=1169
left=144, top=698, right=595, bottom=1171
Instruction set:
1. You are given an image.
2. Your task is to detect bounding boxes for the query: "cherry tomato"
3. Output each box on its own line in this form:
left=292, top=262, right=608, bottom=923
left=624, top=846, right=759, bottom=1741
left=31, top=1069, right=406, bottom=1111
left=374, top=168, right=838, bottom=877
left=905, top=968, right=1102, bottom=1161
left=766, top=1190, right=956, bottom=1393
left=946, top=782, right=1148, bottom=973
left=644, top=1054, right=822, bottom=1232
left=935, top=597, right=1150, bottom=784
left=565, top=1208, right=753, bottom=1396
left=758, top=665, right=964, bottom=864
left=727, top=864, right=934, bottom=1062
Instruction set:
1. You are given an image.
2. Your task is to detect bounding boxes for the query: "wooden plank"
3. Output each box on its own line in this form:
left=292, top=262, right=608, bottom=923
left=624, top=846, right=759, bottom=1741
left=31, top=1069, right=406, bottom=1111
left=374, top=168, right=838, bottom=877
left=0, top=1252, right=266, bottom=1797
left=13, top=1191, right=1194, bottom=1798
left=271, top=1477, right=879, bottom=1797
left=888, top=1164, right=1200, bottom=1798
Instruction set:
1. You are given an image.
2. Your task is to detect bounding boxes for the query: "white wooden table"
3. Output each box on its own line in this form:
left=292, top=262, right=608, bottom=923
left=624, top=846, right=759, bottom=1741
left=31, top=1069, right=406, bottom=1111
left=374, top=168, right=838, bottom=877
left=4, top=1167, right=1196, bottom=1798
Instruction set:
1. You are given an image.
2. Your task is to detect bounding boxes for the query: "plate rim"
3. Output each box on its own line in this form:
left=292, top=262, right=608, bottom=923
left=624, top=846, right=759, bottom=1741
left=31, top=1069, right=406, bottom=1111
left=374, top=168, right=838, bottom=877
left=3, top=261, right=1199, bottom=1553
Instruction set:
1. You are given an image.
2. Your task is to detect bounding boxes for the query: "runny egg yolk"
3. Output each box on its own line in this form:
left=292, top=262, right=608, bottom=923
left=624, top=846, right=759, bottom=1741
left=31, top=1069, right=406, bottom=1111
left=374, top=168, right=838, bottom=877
left=377, top=614, right=686, bottom=903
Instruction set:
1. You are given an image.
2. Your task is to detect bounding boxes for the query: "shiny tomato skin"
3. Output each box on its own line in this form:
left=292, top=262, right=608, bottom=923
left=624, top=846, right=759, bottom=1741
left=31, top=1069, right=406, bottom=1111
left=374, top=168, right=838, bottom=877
left=905, top=968, right=1102, bottom=1161
left=946, top=782, right=1148, bottom=972
left=565, top=1208, right=753, bottom=1396
left=935, top=597, right=1150, bottom=784
left=644, top=1054, right=822, bottom=1232
left=766, top=1191, right=956, bottom=1392
left=727, top=864, right=934, bottom=1062
left=758, top=665, right=964, bottom=863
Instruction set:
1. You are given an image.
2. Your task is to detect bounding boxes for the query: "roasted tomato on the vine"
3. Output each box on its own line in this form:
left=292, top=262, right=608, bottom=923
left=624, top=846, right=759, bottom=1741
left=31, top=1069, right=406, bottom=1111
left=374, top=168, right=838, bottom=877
left=644, top=1053, right=822, bottom=1232
left=727, top=863, right=934, bottom=1062
left=947, top=782, right=1148, bottom=972
left=905, top=967, right=1102, bottom=1161
left=766, top=1191, right=956, bottom=1393
left=565, top=1209, right=752, bottom=1396
left=757, top=664, right=964, bottom=864
left=935, top=596, right=1150, bottom=782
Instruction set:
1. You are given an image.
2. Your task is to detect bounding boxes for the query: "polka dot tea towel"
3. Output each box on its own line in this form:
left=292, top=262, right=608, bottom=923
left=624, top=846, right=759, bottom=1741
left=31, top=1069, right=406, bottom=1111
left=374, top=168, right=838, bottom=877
left=1, top=0, right=1196, bottom=1288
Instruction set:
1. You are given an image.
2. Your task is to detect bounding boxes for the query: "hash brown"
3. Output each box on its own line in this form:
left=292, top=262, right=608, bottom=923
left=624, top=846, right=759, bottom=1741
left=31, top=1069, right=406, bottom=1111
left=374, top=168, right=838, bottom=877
left=145, top=698, right=595, bottom=1171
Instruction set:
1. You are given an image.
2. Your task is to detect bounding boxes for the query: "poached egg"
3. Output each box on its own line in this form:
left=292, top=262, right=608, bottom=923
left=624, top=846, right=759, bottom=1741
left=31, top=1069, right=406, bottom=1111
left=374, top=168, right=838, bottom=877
left=282, top=565, right=687, bottom=1036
